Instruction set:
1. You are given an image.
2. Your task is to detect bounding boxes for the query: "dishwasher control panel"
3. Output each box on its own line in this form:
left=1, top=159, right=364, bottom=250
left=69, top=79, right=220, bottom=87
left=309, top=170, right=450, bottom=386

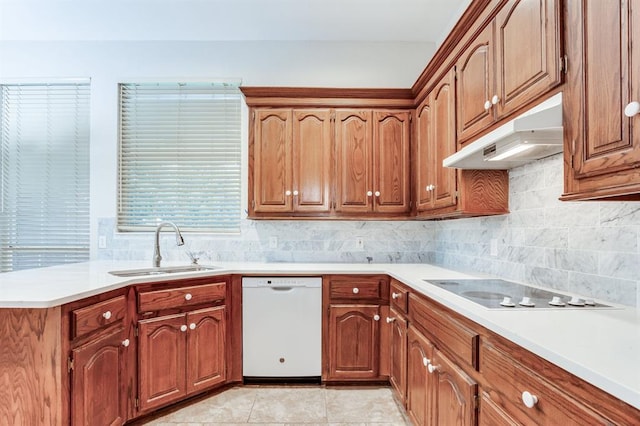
left=241, top=277, right=322, bottom=288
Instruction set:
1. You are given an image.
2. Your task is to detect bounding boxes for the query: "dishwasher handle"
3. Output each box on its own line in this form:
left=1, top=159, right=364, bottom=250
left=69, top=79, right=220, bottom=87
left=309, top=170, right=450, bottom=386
left=269, top=286, right=294, bottom=291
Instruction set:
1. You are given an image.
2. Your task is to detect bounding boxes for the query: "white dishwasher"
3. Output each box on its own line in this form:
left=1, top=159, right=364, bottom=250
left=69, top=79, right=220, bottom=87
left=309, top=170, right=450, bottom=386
left=242, top=276, right=322, bottom=379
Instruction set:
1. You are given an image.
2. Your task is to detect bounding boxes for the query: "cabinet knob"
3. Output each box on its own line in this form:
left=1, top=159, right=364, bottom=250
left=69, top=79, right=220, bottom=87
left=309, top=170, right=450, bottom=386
left=624, top=101, right=640, bottom=117
left=180, top=325, right=188, bottom=332
left=189, top=323, right=196, bottom=330
left=293, top=190, right=299, bottom=196
left=352, top=287, right=359, bottom=294
left=285, top=190, right=292, bottom=196
left=491, top=94, right=500, bottom=105
left=373, top=314, right=380, bottom=321
left=386, top=317, right=395, bottom=323
left=428, top=363, right=438, bottom=374
left=122, top=339, right=130, bottom=347
left=184, top=293, right=192, bottom=301
left=392, top=292, right=401, bottom=299
left=521, top=391, right=539, bottom=408
left=484, top=100, right=492, bottom=110
left=366, top=190, right=373, bottom=197
left=422, top=357, right=430, bottom=367
left=374, top=191, right=380, bottom=197
left=102, top=311, right=112, bottom=320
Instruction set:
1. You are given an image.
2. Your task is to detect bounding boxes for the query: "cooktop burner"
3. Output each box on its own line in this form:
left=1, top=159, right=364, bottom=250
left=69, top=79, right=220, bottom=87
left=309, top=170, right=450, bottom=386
left=425, top=279, right=612, bottom=309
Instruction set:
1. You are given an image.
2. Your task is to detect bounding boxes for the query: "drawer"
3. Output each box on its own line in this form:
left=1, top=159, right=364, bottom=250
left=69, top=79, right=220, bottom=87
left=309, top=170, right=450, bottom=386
left=138, top=281, right=226, bottom=313
left=481, top=340, right=609, bottom=425
left=389, top=280, right=408, bottom=314
left=329, top=279, right=382, bottom=300
left=72, top=295, right=127, bottom=339
left=408, top=293, right=478, bottom=370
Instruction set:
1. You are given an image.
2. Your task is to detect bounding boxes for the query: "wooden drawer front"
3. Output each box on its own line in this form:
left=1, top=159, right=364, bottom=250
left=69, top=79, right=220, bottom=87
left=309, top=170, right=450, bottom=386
left=408, top=293, right=478, bottom=370
left=481, top=341, right=609, bottom=425
left=138, top=281, right=226, bottom=313
left=389, top=280, right=408, bottom=314
left=72, top=295, right=127, bottom=338
left=330, top=279, right=381, bottom=301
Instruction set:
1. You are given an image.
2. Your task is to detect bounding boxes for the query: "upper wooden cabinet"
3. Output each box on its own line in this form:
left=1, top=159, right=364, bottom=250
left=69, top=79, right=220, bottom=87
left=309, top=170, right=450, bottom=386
left=252, top=108, right=332, bottom=214
left=335, top=109, right=411, bottom=215
left=456, top=0, right=563, bottom=145
left=562, top=0, right=640, bottom=200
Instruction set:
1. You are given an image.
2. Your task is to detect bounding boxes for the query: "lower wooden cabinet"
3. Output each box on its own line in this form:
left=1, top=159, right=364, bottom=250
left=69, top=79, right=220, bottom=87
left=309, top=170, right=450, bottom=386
left=388, top=308, right=407, bottom=402
left=138, top=306, right=226, bottom=413
left=70, top=325, right=128, bottom=426
left=407, top=326, right=435, bottom=425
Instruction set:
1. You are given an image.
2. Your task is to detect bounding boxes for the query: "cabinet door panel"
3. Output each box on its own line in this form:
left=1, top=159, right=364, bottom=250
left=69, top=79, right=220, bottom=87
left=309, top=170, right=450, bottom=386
left=432, top=70, right=458, bottom=210
left=389, top=309, right=407, bottom=402
left=457, top=24, right=495, bottom=144
left=293, top=109, right=332, bottom=212
left=138, top=314, right=186, bottom=412
left=415, top=100, right=433, bottom=212
left=253, top=109, right=293, bottom=212
left=335, top=110, right=372, bottom=213
left=495, top=0, right=562, bottom=117
left=373, top=111, right=411, bottom=213
left=406, top=327, right=434, bottom=426
left=433, top=349, right=477, bottom=426
left=72, top=327, right=126, bottom=426
left=186, top=306, right=226, bottom=394
left=328, top=304, right=379, bottom=379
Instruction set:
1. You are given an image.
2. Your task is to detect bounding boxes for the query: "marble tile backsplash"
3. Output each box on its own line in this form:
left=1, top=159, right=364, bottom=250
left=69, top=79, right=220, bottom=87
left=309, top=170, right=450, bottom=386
left=97, top=154, right=640, bottom=307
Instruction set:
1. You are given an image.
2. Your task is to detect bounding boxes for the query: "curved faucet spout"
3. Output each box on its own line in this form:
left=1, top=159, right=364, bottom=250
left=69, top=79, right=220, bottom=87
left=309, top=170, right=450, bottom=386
left=153, top=221, right=185, bottom=267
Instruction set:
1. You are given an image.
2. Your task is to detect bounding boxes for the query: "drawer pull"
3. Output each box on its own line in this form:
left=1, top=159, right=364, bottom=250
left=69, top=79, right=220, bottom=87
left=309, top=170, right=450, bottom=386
left=386, top=317, right=395, bottom=323
left=189, top=323, right=196, bottom=330
left=522, top=391, right=539, bottom=408
left=184, top=293, right=193, bottom=301
left=102, top=311, right=112, bottom=320
left=122, top=339, right=130, bottom=347
left=352, top=287, right=359, bottom=294
left=422, top=357, right=430, bottom=367
left=491, top=94, right=500, bottom=105
left=366, top=191, right=373, bottom=197
left=391, top=292, right=401, bottom=299
left=374, top=191, right=381, bottom=197
left=428, top=363, right=439, bottom=374
left=373, top=314, right=380, bottom=321
left=484, top=100, right=492, bottom=110
left=625, top=101, right=640, bottom=117
left=180, top=325, right=188, bottom=332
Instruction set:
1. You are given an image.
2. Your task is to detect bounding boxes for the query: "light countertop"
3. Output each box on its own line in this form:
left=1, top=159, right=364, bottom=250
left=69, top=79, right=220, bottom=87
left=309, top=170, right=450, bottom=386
left=1, top=260, right=638, bottom=410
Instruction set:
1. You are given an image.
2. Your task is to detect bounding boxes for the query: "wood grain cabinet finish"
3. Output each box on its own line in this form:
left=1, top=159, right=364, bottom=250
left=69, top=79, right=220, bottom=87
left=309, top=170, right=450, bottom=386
left=456, top=0, right=562, bottom=146
left=388, top=307, right=408, bottom=403
left=562, top=0, right=640, bottom=200
left=406, top=326, right=435, bottom=426
left=251, top=108, right=333, bottom=214
left=335, top=109, right=411, bottom=215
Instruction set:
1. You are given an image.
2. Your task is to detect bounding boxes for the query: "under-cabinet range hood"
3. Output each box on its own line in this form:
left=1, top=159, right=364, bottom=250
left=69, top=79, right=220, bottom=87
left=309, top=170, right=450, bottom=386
left=443, top=93, right=563, bottom=170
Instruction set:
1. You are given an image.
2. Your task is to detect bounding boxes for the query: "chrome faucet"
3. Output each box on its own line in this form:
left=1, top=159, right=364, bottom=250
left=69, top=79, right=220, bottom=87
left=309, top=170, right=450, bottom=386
left=153, top=221, right=185, bottom=267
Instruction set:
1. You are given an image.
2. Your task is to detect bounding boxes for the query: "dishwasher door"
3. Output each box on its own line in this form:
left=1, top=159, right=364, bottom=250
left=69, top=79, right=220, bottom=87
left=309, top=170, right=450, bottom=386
left=242, top=277, right=322, bottom=378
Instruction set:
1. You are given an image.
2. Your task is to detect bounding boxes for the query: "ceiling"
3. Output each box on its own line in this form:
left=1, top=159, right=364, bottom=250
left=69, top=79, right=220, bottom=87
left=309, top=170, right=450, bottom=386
left=0, top=0, right=471, bottom=43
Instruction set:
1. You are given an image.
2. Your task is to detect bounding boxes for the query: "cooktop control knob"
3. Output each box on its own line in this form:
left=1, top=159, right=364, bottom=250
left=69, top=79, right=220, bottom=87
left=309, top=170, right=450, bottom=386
left=568, top=296, right=585, bottom=306
left=584, top=299, right=596, bottom=306
left=519, top=296, right=535, bottom=307
left=549, top=296, right=565, bottom=307
left=500, top=296, right=516, bottom=307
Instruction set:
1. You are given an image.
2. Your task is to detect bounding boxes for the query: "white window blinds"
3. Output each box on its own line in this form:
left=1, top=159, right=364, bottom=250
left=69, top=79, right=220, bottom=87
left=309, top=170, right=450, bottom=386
left=118, top=82, right=242, bottom=233
left=0, top=83, right=90, bottom=272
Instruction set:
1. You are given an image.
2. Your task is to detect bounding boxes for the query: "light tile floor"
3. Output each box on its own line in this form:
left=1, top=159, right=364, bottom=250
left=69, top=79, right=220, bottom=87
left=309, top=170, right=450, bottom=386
left=141, top=386, right=411, bottom=425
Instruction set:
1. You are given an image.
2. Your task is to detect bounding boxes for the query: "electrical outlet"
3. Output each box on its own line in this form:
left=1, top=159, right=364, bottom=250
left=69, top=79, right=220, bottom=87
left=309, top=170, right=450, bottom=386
left=98, top=235, right=107, bottom=249
left=490, top=238, right=498, bottom=256
left=269, top=236, right=278, bottom=249
left=355, top=237, right=364, bottom=250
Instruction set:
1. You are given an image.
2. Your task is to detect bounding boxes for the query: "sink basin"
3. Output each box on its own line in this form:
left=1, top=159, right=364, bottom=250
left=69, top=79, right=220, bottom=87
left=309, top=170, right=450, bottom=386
left=109, top=265, right=220, bottom=277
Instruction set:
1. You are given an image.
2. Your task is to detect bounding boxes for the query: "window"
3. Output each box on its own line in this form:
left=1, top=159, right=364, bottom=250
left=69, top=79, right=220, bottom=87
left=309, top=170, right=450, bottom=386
left=118, top=82, right=242, bottom=233
left=0, top=82, right=90, bottom=272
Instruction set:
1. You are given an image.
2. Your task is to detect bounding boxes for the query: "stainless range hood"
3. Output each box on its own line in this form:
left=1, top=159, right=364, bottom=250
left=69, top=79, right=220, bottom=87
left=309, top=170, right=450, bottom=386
left=443, top=93, right=563, bottom=169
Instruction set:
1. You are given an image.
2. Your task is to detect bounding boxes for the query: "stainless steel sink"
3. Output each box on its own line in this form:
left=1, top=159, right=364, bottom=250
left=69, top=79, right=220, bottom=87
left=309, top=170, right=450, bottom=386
left=108, top=265, right=220, bottom=277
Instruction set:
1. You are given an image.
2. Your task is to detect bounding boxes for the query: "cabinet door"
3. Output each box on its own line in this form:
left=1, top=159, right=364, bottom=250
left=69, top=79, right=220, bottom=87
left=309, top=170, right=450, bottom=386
left=292, top=109, right=332, bottom=213
left=186, top=306, right=226, bottom=394
left=415, top=98, right=434, bottom=212
left=432, top=349, right=478, bottom=426
left=494, top=0, right=562, bottom=118
left=373, top=111, right=411, bottom=213
left=456, top=23, right=495, bottom=144
left=253, top=109, right=293, bottom=212
left=335, top=110, right=373, bottom=213
left=328, top=304, right=380, bottom=379
left=431, top=70, right=458, bottom=210
left=389, top=308, right=407, bottom=403
left=406, top=327, right=435, bottom=426
left=71, top=327, right=127, bottom=426
left=138, top=314, right=187, bottom=412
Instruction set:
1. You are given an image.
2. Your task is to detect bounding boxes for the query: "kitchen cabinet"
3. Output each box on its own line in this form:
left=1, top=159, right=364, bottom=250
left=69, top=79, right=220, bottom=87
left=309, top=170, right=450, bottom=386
left=251, top=108, right=332, bottom=214
left=335, top=109, right=411, bottom=215
left=136, top=279, right=227, bottom=413
left=388, top=308, right=407, bottom=402
left=406, top=326, right=435, bottom=426
left=561, top=0, right=640, bottom=200
left=323, top=275, right=390, bottom=381
left=456, top=0, right=562, bottom=145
